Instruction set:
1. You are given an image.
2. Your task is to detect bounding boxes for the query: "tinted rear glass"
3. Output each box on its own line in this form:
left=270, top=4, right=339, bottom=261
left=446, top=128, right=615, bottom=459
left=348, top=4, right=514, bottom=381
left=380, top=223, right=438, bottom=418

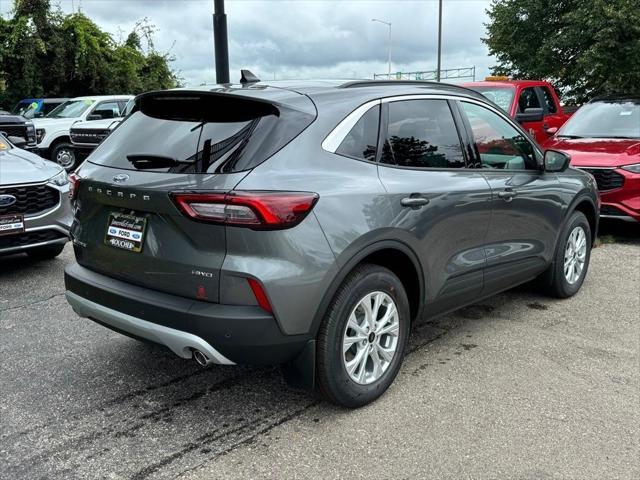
left=88, top=95, right=316, bottom=174
left=336, top=105, right=380, bottom=161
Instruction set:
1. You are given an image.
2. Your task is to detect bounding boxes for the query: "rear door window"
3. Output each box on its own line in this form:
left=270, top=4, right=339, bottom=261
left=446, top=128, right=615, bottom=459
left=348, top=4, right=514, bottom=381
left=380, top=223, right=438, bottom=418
left=336, top=105, right=380, bottom=161
left=381, top=99, right=466, bottom=168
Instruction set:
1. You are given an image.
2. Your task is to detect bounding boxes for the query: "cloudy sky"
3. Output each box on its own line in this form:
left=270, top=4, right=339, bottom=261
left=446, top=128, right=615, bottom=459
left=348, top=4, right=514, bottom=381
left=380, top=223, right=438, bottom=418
left=0, top=0, right=495, bottom=86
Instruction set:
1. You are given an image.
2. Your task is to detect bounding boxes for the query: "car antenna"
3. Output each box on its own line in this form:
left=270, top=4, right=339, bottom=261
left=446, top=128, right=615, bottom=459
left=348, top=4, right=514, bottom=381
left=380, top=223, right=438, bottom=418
left=240, top=69, right=260, bottom=85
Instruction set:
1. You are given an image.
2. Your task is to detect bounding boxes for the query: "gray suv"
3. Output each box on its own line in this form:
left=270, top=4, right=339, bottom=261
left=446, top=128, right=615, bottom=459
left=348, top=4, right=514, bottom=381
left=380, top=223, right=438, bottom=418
left=64, top=81, right=598, bottom=407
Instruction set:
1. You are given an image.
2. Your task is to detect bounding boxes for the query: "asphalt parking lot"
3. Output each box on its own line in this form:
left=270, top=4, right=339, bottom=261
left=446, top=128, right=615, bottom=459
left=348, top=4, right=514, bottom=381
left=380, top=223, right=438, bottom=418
left=1, top=221, right=638, bottom=479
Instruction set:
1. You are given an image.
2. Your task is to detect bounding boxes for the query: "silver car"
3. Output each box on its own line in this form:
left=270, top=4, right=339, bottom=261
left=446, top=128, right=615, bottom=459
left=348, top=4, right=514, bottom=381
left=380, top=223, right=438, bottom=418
left=0, top=134, right=72, bottom=258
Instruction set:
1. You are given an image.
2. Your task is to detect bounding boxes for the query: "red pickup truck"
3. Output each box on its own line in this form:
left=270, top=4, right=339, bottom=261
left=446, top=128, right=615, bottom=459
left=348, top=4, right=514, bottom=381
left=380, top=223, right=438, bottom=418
left=463, top=78, right=575, bottom=144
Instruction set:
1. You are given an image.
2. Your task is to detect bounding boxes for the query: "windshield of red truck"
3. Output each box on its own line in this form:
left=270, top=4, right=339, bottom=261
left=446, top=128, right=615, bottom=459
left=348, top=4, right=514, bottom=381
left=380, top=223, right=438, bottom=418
left=467, top=86, right=515, bottom=113
left=559, top=101, right=640, bottom=139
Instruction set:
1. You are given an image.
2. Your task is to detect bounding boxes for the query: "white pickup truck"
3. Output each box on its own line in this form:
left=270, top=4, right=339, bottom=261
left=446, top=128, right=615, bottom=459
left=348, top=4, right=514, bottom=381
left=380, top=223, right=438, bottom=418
left=32, top=95, right=133, bottom=171
left=70, top=99, right=135, bottom=163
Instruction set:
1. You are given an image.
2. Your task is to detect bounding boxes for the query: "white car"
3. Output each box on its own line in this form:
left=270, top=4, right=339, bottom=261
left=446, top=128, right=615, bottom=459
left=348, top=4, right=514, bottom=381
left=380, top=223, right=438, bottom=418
left=69, top=98, right=135, bottom=159
left=32, top=95, right=133, bottom=171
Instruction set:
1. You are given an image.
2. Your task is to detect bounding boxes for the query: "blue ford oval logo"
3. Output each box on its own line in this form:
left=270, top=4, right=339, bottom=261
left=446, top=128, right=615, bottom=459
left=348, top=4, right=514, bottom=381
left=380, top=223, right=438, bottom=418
left=0, top=194, right=17, bottom=207
left=113, top=174, right=129, bottom=184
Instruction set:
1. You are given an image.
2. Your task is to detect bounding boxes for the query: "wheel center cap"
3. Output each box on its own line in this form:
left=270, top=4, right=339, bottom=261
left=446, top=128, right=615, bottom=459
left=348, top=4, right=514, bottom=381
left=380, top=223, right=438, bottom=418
left=368, top=332, right=375, bottom=343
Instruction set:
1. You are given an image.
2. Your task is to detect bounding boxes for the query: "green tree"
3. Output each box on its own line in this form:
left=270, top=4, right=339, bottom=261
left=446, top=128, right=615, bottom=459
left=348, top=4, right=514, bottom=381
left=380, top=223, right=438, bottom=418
left=484, top=0, right=640, bottom=103
left=0, top=1, right=179, bottom=108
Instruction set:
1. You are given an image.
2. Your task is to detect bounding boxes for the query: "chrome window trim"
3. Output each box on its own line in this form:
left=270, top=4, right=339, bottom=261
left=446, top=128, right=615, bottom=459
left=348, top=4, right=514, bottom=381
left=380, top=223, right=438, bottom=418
left=321, top=99, right=381, bottom=153
left=322, top=93, right=541, bottom=159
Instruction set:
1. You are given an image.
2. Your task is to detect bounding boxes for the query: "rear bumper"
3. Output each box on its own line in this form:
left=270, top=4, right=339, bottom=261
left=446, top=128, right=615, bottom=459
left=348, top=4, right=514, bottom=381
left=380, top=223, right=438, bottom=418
left=64, top=262, right=310, bottom=365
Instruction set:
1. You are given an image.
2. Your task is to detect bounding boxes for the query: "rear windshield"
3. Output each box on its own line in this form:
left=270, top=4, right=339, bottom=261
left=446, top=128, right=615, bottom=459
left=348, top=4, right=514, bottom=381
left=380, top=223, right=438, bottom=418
left=88, top=94, right=316, bottom=174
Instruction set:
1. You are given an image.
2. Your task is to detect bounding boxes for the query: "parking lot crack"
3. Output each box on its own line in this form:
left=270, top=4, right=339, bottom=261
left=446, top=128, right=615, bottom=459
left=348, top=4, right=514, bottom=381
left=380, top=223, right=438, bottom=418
left=0, top=292, right=65, bottom=313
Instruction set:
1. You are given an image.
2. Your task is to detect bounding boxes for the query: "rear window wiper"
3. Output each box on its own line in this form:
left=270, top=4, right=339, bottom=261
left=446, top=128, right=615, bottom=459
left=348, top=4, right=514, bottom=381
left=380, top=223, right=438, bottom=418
left=127, top=154, right=184, bottom=170
left=556, top=134, right=583, bottom=139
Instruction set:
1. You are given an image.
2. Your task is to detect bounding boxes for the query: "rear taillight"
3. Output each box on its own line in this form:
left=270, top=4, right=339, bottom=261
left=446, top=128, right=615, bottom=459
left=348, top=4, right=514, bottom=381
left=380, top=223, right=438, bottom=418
left=170, top=191, right=319, bottom=230
left=68, top=173, right=81, bottom=200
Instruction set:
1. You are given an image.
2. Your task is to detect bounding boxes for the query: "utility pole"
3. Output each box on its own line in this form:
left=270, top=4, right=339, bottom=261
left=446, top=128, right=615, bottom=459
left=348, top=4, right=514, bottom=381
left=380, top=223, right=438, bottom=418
left=436, top=0, right=443, bottom=81
left=213, top=0, right=230, bottom=84
left=371, top=19, right=392, bottom=77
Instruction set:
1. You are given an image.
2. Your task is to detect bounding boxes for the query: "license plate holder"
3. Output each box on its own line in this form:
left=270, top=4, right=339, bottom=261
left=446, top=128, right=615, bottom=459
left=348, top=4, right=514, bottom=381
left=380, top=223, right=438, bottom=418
left=104, top=213, right=147, bottom=253
left=0, top=214, right=25, bottom=236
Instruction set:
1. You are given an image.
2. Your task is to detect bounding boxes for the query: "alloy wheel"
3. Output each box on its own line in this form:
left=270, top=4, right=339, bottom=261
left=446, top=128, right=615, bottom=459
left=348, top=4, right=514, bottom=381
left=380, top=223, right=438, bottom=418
left=342, top=291, right=400, bottom=385
left=564, top=226, right=587, bottom=284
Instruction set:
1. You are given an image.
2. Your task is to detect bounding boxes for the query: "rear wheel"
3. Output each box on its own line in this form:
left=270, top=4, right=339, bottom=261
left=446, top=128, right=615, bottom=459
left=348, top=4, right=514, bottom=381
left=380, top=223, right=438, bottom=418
left=317, top=264, right=410, bottom=408
left=27, top=244, right=65, bottom=260
left=50, top=142, right=77, bottom=171
left=543, top=211, right=592, bottom=298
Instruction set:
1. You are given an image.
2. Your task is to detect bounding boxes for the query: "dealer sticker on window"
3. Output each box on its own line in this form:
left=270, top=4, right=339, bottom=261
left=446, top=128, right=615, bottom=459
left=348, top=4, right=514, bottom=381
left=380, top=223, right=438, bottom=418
left=0, top=214, right=24, bottom=236
left=105, top=213, right=147, bottom=252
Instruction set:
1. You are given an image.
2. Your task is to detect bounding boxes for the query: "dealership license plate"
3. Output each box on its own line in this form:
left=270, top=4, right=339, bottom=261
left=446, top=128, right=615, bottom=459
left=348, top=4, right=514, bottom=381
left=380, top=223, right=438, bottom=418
left=104, top=213, right=147, bottom=253
left=0, top=214, right=25, bottom=236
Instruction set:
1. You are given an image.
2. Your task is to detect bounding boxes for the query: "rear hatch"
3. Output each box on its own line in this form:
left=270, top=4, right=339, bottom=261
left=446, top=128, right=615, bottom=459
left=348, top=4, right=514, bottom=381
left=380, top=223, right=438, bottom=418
left=71, top=87, right=316, bottom=302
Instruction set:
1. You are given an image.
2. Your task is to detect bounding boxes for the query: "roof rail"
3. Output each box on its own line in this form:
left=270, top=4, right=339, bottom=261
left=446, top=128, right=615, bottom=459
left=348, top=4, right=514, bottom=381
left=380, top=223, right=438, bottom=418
left=339, top=80, right=444, bottom=89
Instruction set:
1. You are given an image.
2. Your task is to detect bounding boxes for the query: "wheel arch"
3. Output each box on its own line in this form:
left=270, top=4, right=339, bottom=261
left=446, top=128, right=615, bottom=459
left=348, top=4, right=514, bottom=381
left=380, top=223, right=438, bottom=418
left=567, top=194, right=598, bottom=246
left=310, top=240, right=425, bottom=337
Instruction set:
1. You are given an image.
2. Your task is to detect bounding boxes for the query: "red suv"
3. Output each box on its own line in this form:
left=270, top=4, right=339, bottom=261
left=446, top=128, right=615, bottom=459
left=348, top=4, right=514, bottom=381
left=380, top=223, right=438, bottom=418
left=544, top=95, right=640, bottom=222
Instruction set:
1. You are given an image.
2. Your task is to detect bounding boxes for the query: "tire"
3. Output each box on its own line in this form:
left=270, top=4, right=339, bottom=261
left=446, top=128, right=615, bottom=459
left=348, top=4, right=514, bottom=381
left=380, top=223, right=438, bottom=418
left=543, top=211, right=592, bottom=298
left=50, top=142, right=77, bottom=171
left=316, top=264, right=410, bottom=408
left=27, top=244, right=65, bottom=260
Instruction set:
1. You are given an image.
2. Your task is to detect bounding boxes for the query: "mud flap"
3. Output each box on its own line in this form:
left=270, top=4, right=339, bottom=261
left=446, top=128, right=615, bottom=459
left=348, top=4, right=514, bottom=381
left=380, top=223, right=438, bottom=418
left=281, top=339, right=315, bottom=391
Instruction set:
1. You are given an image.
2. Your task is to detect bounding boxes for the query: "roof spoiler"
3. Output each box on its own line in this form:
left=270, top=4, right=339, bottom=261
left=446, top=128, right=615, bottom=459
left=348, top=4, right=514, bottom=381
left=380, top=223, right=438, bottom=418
left=135, top=90, right=279, bottom=123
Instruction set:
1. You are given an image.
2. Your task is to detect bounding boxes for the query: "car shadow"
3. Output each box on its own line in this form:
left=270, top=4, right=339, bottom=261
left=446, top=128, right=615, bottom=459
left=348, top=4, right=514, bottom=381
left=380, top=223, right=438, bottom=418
left=598, top=219, right=640, bottom=245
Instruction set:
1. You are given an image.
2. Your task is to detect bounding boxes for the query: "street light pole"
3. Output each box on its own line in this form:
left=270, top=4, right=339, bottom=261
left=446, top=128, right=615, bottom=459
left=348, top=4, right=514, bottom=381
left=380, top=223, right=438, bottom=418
left=213, top=0, right=230, bottom=84
left=371, top=18, right=392, bottom=77
left=436, top=0, right=443, bottom=82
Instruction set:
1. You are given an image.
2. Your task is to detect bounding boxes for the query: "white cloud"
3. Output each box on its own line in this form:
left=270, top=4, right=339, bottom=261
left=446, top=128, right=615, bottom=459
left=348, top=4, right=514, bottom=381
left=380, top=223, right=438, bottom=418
left=1, top=0, right=494, bottom=86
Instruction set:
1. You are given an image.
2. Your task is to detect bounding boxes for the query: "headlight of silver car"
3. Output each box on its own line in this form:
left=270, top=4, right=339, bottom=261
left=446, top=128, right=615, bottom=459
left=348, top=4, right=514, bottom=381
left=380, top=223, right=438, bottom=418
left=621, top=163, right=640, bottom=174
left=48, top=169, right=69, bottom=186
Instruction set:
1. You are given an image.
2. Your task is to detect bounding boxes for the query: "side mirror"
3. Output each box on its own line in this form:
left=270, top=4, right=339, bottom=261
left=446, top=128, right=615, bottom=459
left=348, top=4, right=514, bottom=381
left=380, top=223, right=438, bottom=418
left=86, top=114, right=102, bottom=121
left=515, top=107, right=544, bottom=124
left=544, top=149, right=571, bottom=172
left=7, top=135, right=27, bottom=148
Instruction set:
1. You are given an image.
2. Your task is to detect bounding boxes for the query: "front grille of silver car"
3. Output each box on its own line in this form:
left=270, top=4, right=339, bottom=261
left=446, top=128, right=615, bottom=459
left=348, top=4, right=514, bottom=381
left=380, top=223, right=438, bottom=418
left=0, top=184, right=60, bottom=216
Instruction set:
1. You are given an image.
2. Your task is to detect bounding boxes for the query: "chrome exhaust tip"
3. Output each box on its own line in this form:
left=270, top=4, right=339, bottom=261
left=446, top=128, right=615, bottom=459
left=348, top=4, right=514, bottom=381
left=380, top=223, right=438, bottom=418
left=193, top=349, right=209, bottom=366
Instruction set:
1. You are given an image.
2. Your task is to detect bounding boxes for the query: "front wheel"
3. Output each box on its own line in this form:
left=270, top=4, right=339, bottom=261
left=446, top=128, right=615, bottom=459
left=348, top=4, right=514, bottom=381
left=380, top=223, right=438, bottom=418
left=544, top=211, right=592, bottom=298
left=316, top=264, right=410, bottom=408
left=50, top=143, right=77, bottom=171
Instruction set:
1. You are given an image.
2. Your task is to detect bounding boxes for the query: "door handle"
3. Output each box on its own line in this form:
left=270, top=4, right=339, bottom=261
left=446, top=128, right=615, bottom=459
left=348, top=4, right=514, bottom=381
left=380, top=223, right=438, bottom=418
left=497, top=190, right=517, bottom=202
left=401, top=196, right=430, bottom=209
